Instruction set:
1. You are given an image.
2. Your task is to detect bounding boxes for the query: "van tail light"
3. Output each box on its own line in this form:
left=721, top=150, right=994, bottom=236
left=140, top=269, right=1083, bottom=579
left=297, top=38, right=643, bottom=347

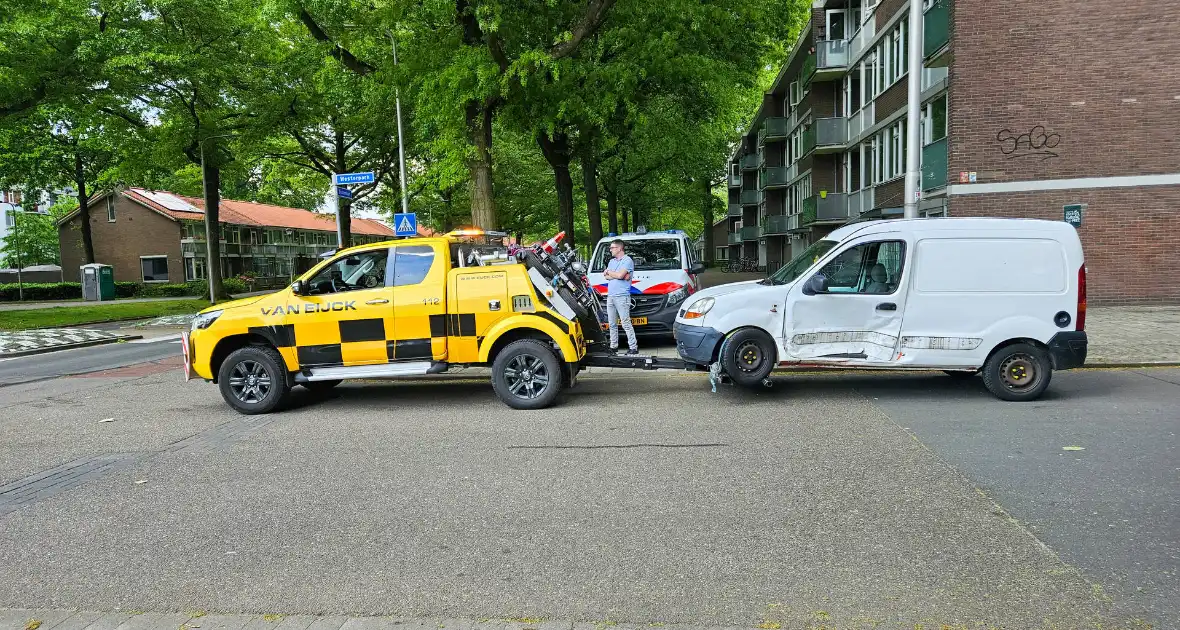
left=1076, top=265, right=1087, bottom=331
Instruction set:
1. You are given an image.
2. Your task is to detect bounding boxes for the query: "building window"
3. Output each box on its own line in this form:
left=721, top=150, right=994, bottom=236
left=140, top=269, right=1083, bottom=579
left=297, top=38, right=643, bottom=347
left=184, top=257, right=207, bottom=281
left=225, top=227, right=240, bottom=244
left=891, top=23, right=906, bottom=83
left=106, top=196, right=116, bottom=222
left=141, top=256, right=169, bottom=282
left=922, top=94, right=948, bottom=144
left=716, top=247, right=729, bottom=261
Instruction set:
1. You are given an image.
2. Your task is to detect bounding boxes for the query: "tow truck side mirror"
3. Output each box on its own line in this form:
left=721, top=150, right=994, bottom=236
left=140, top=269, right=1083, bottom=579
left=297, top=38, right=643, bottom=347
left=690, top=262, right=706, bottom=275
left=291, top=279, right=305, bottom=295
left=802, top=274, right=829, bottom=296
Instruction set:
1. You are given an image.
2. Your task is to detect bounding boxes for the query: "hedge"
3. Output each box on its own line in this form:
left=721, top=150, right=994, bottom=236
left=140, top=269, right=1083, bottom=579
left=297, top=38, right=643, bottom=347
left=1, top=278, right=250, bottom=301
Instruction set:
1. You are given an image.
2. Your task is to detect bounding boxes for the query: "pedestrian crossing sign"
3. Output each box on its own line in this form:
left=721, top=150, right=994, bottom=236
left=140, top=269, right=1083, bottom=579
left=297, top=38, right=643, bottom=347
left=394, top=213, right=417, bottom=237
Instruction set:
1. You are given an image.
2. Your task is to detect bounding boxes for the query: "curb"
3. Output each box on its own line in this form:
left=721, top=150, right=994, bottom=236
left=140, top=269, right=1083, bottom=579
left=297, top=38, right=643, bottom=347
left=0, top=335, right=143, bottom=359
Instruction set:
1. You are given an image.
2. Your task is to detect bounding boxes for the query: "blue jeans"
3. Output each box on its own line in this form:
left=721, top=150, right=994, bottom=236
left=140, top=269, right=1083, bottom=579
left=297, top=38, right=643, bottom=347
left=606, top=294, right=637, bottom=351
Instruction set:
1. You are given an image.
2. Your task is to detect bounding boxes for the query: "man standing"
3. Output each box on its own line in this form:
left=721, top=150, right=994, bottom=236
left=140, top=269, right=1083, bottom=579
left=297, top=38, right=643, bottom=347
left=604, top=239, right=639, bottom=355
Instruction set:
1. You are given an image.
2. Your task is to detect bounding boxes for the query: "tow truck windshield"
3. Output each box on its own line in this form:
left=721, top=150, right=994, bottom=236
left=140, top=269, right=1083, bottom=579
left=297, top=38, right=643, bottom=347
left=591, top=239, right=682, bottom=271
left=760, top=239, right=838, bottom=285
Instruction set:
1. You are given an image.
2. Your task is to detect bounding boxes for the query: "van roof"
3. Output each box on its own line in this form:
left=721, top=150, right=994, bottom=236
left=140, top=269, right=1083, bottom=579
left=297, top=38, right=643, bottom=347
left=596, top=230, right=686, bottom=243
left=825, top=217, right=1078, bottom=242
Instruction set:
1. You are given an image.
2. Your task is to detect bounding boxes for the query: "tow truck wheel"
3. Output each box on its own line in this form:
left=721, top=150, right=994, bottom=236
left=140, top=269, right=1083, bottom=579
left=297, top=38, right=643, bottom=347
left=492, top=339, right=563, bottom=410
left=720, top=328, right=776, bottom=388
left=217, top=346, right=291, bottom=415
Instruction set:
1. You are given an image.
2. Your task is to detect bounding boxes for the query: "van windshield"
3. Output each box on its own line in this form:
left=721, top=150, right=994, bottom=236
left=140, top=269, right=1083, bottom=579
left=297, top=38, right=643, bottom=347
left=761, top=239, right=838, bottom=285
left=591, top=239, right=682, bottom=272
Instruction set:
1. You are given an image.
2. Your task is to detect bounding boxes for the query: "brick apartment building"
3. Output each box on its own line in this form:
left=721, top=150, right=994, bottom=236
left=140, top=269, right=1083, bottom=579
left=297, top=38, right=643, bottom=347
left=724, top=0, right=1180, bottom=304
left=57, top=188, right=398, bottom=287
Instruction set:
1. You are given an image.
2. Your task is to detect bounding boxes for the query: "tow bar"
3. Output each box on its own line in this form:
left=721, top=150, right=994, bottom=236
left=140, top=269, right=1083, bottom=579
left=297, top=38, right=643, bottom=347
left=581, top=352, right=694, bottom=371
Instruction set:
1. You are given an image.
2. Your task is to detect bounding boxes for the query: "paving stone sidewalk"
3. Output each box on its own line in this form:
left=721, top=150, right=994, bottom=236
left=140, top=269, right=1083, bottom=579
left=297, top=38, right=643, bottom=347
left=0, top=329, right=141, bottom=358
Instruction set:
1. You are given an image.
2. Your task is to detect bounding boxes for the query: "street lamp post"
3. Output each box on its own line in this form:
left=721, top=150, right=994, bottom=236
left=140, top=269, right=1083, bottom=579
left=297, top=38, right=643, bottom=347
left=200, top=133, right=233, bottom=304
left=387, top=29, right=410, bottom=219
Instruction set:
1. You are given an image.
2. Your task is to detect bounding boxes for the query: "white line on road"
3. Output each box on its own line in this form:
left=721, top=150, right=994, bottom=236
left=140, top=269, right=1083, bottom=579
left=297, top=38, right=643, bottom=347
left=129, top=334, right=183, bottom=344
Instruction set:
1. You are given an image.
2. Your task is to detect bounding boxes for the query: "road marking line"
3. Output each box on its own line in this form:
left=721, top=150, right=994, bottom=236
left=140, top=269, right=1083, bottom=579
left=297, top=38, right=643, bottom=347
left=129, top=334, right=183, bottom=344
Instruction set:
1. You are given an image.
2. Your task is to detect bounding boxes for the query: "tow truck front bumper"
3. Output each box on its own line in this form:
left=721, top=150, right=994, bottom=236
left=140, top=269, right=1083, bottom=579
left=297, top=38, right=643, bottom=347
left=673, top=323, right=725, bottom=366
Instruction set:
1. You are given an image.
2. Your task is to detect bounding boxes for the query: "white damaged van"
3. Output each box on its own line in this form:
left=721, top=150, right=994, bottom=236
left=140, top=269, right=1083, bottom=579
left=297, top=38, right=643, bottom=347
left=673, top=218, right=1088, bottom=401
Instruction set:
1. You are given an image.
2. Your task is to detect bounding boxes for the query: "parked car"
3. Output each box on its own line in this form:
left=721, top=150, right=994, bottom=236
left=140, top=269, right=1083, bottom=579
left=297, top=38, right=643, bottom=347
left=587, top=229, right=706, bottom=336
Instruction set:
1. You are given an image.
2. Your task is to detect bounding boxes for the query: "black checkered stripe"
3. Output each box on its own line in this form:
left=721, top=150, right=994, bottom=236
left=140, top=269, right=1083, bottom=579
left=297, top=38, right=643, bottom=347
left=249, top=311, right=573, bottom=368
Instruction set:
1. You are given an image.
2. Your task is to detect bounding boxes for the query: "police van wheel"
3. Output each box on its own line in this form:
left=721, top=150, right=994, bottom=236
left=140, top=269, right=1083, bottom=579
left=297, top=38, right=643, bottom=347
left=492, top=339, right=563, bottom=410
left=981, top=343, right=1052, bottom=402
left=218, top=346, right=291, bottom=415
left=720, top=328, right=776, bottom=388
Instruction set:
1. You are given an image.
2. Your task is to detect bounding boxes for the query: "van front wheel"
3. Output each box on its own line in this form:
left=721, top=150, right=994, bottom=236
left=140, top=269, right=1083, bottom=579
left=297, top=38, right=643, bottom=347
left=720, top=328, right=776, bottom=388
left=981, top=343, right=1052, bottom=401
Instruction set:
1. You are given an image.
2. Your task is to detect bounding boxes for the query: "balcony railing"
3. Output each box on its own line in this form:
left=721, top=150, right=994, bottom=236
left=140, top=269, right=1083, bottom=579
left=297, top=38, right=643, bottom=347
left=801, top=124, right=817, bottom=156
left=924, top=0, right=950, bottom=59
left=740, top=190, right=761, bottom=206
left=762, top=214, right=792, bottom=236
left=922, top=138, right=948, bottom=191
left=727, top=232, right=742, bottom=245
left=814, top=117, right=847, bottom=151
left=758, top=117, right=790, bottom=146
left=801, top=52, right=816, bottom=86
left=847, top=187, right=875, bottom=217
left=817, top=39, right=849, bottom=71
left=801, top=197, right=817, bottom=227
left=728, top=203, right=743, bottom=217
left=848, top=4, right=879, bottom=59
left=740, top=154, right=760, bottom=171
left=728, top=172, right=741, bottom=188
left=812, top=193, right=852, bottom=223
left=760, top=165, right=795, bottom=190
left=740, top=225, right=761, bottom=241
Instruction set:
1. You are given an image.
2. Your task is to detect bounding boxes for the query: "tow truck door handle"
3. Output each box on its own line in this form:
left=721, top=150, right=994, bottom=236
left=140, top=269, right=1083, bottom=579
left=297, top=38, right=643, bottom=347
left=366, top=298, right=390, bottom=305
left=876, top=302, right=897, bottom=311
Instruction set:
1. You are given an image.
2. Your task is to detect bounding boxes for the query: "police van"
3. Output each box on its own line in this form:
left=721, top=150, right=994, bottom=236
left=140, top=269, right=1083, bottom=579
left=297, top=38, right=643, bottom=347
left=674, top=218, right=1089, bottom=401
left=587, top=229, right=706, bottom=336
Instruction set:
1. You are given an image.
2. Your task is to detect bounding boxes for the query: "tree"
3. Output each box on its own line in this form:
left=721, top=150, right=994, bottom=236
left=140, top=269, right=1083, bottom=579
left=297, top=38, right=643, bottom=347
left=0, top=204, right=62, bottom=268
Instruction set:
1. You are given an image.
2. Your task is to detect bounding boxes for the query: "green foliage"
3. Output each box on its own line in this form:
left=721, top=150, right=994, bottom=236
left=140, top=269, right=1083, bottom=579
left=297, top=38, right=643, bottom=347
left=0, top=279, right=248, bottom=301
left=0, top=210, right=59, bottom=267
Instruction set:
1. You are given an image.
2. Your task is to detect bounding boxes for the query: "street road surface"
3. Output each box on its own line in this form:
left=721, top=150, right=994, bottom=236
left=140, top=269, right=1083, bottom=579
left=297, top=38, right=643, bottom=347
left=0, top=363, right=1175, bottom=628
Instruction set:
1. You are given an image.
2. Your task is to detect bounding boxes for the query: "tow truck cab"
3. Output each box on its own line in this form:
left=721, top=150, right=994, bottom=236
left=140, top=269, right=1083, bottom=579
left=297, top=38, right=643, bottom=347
left=587, top=230, right=706, bottom=335
left=184, top=230, right=589, bottom=413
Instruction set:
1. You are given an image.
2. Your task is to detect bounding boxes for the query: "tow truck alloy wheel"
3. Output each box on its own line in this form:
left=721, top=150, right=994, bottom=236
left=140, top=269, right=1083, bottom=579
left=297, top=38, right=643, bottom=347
left=492, top=339, right=563, bottom=410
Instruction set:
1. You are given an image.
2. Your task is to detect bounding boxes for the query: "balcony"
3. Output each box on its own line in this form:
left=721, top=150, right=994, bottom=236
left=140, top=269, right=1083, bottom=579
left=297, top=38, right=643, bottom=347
left=924, top=0, right=951, bottom=66
left=728, top=171, right=741, bottom=188
left=801, top=193, right=852, bottom=226
left=758, top=117, right=790, bottom=146
left=922, top=138, right=948, bottom=191
left=800, top=197, right=817, bottom=228
left=759, top=165, right=796, bottom=190
left=847, top=102, right=875, bottom=141
left=728, top=203, right=743, bottom=217
left=727, top=232, right=742, bottom=245
left=740, top=154, right=760, bottom=171
left=802, top=124, right=816, bottom=156
left=762, top=214, right=792, bottom=236
left=813, top=117, right=848, bottom=153
left=817, top=39, right=849, bottom=75
left=740, top=190, right=762, bottom=206
left=740, top=225, right=761, bottom=241
left=847, top=187, right=875, bottom=217
left=848, top=4, right=879, bottom=59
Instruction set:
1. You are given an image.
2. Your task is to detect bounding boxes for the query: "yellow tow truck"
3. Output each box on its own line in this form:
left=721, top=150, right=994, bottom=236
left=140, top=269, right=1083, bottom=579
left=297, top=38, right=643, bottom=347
left=182, top=229, right=685, bottom=413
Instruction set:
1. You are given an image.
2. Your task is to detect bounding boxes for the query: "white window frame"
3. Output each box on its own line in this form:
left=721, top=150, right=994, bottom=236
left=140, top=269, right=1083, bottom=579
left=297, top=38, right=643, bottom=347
left=140, top=255, right=170, bottom=283
left=106, top=196, right=116, bottom=222
left=789, top=81, right=801, bottom=107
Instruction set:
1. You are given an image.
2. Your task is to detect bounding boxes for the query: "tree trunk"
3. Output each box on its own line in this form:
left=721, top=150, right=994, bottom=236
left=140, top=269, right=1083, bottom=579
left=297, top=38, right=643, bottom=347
left=334, top=128, right=352, bottom=248
left=701, top=177, right=715, bottom=266
left=621, top=202, right=629, bottom=232
left=606, top=187, right=619, bottom=235
left=73, top=154, right=95, bottom=265
left=631, top=206, right=639, bottom=232
left=201, top=156, right=227, bottom=302
left=467, top=102, right=496, bottom=229
left=537, top=130, right=575, bottom=247
left=580, top=145, right=603, bottom=244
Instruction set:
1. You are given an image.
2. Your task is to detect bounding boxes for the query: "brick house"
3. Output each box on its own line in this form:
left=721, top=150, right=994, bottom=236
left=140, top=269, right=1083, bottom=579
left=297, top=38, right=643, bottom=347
left=725, top=0, right=1179, bottom=304
left=57, top=188, right=399, bottom=287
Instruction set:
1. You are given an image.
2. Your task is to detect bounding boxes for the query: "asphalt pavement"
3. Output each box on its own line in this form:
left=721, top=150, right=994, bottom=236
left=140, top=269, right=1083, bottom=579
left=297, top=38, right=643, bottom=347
left=1, top=366, right=1175, bottom=629
left=0, top=334, right=182, bottom=386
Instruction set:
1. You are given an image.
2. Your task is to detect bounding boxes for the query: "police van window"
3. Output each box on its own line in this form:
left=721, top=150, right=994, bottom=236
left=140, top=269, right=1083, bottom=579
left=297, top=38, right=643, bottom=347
left=591, top=239, right=682, bottom=272
left=307, top=248, right=389, bottom=295
left=394, top=245, right=435, bottom=286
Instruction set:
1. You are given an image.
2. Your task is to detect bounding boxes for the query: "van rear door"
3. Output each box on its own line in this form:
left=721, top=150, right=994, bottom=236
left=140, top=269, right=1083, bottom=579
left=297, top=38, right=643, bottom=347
left=785, top=236, right=909, bottom=363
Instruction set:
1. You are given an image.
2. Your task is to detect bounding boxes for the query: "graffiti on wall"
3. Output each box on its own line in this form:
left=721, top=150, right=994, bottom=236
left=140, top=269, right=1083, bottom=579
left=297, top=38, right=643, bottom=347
left=996, top=125, right=1062, bottom=161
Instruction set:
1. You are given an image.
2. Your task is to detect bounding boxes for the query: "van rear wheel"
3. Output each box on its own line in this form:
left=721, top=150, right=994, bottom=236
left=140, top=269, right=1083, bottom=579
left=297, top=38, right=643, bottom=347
left=720, top=328, right=776, bottom=388
left=981, top=343, right=1052, bottom=401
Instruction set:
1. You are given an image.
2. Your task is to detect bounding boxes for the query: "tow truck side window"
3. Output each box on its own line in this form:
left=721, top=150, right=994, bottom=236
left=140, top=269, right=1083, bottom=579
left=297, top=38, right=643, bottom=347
left=306, top=248, right=391, bottom=294
left=393, top=245, right=435, bottom=286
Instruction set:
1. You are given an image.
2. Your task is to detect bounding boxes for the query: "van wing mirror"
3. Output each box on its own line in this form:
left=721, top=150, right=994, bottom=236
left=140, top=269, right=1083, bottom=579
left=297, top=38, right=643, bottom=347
left=690, top=262, right=706, bottom=275
left=291, top=279, right=305, bottom=295
left=802, top=274, right=829, bottom=295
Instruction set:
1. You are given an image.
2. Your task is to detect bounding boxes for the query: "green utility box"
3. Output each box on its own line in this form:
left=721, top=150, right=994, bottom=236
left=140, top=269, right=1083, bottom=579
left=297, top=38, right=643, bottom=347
left=81, top=263, right=116, bottom=301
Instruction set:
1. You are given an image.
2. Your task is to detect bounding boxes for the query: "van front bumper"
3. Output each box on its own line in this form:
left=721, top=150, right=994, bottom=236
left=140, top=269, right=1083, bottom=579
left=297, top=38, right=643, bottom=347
left=673, top=323, right=725, bottom=366
left=1048, top=331, right=1088, bottom=369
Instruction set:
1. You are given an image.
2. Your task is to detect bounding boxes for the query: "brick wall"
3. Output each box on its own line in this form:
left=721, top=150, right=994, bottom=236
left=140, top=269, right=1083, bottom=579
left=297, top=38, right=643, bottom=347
left=875, top=178, right=905, bottom=209
left=808, top=81, right=840, bottom=118
left=950, top=186, right=1180, bottom=305
left=876, top=0, right=907, bottom=31
left=59, top=193, right=184, bottom=283
left=875, top=77, right=908, bottom=121
left=765, top=189, right=786, bottom=215
left=811, top=155, right=839, bottom=193
left=949, top=0, right=1180, bottom=183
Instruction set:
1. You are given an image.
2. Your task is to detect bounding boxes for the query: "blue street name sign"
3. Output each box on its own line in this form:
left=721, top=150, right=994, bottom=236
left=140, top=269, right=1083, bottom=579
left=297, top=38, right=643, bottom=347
left=335, top=172, right=375, bottom=185
left=394, top=213, right=418, bottom=237
left=336, top=186, right=352, bottom=199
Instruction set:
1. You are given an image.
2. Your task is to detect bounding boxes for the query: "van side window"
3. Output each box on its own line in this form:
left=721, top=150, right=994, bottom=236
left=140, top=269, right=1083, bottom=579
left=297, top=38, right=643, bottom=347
left=817, top=240, right=905, bottom=294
